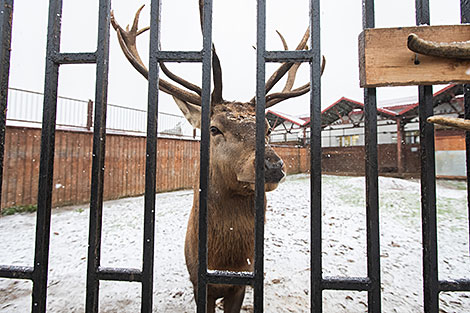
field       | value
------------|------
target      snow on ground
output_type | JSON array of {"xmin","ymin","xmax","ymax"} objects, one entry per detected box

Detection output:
[{"xmin": 1, "ymin": 174, "xmax": 469, "ymax": 312}]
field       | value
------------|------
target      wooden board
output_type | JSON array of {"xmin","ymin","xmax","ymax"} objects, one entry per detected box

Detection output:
[{"xmin": 359, "ymin": 24, "xmax": 470, "ymax": 87}]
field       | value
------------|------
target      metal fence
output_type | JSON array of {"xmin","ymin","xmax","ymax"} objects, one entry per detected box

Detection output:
[
  {"xmin": 0, "ymin": 1, "xmax": 469, "ymax": 313},
  {"xmin": 6, "ymin": 87, "xmax": 198, "ymax": 138}
]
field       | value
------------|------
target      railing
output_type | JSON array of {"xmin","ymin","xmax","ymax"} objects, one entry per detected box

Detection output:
[{"xmin": 6, "ymin": 87, "xmax": 198, "ymax": 138}]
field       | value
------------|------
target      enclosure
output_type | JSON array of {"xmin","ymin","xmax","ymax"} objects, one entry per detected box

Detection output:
[{"xmin": 0, "ymin": 0, "xmax": 470, "ymax": 313}]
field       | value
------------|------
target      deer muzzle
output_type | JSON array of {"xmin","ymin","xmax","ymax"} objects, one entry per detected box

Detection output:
[{"xmin": 264, "ymin": 156, "xmax": 286, "ymax": 183}]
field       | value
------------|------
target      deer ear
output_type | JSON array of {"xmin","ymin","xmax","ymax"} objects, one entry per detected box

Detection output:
[{"xmin": 172, "ymin": 96, "xmax": 201, "ymax": 129}]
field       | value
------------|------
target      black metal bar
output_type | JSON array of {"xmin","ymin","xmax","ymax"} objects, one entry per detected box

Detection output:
[
  {"xmin": 364, "ymin": 86, "xmax": 381, "ymax": 313},
  {"xmin": 419, "ymin": 83, "xmax": 438, "ymax": 312},
  {"xmin": 309, "ymin": 0, "xmax": 322, "ymax": 312},
  {"xmin": 96, "ymin": 267, "xmax": 142, "ymax": 282},
  {"xmin": 265, "ymin": 50, "xmax": 313, "ymax": 63},
  {"xmin": 461, "ymin": 0, "xmax": 470, "ymax": 258},
  {"xmin": 254, "ymin": 0, "xmax": 266, "ymax": 312},
  {"xmin": 140, "ymin": 0, "xmax": 161, "ymax": 312},
  {"xmin": 415, "ymin": 1, "xmax": 439, "ymax": 313},
  {"xmin": 196, "ymin": 0, "xmax": 213, "ymax": 312},
  {"xmin": 53, "ymin": 52, "xmax": 97, "ymax": 64},
  {"xmin": 465, "ymin": 83, "xmax": 470, "ymax": 257},
  {"xmin": 322, "ymin": 277, "xmax": 371, "ymax": 291},
  {"xmin": 156, "ymin": 51, "xmax": 202, "ymax": 62},
  {"xmin": 32, "ymin": 0, "xmax": 62, "ymax": 311},
  {"xmin": 0, "ymin": 265, "xmax": 34, "ymax": 280},
  {"xmin": 0, "ymin": 0, "xmax": 13, "ymax": 208},
  {"xmin": 206, "ymin": 271, "xmax": 255, "ymax": 285},
  {"xmin": 85, "ymin": 0, "xmax": 111, "ymax": 312},
  {"xmin": 362, "ymin": 1, "xmax": 381, "ymax": 313},
  {"xmin": 439, "ymin": 279, "xmax": 470, "ymax": 292}
]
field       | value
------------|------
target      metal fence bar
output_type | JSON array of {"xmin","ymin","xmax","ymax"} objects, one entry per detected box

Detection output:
[
  {"xmin": 32, "ymin": 0, "xmax": 62, "ymax": 311},
  {"xmin": 0, "ymin": 0, "xmax": 13, "ymax": 208},
  {"xmin": 53, "ymin": 52, "xmax": 97, "ymax": 64},
  {"xmin": 415, "ymin": 1, "xmax": 440, "ymax": 313},
  {"xmin": 461, "ymin": 0, "xmax": 470, "ymax": 258},
  {"xmin": 309, "ymin": 0, "xmax": 322, "ymax": 312},
  {"xmin": 362, "ymin": 1, "xmax": 382, "ymax": 312},
  {"xmin": 0, "ymin": 265, "xmax": 34, "ymax": 280},
  {"xmin": 322, "ymin": 277, "xmax": 370, "ymax": 291},
  {"xmin": 85, "ymin": 0, "xmax": 111, "ymax": 312},
  {"xmin": 97, "ymin": 267, "xmax": 142, "ymax": 282},
  {"xmin": 196, "ymin": 0, "xmax": 213, "ymax": 312},
  {"xmin": 140, "ymin": 0, "xmax": 161, "ymax": 311},
  {"xmin": 439, "ymin": 279, "xmax": 470, "ymax": 292},
  {"xmin": 254, "ymin": 0, "xmax": 267, "ymax": 311},
  {"xmin": 156, "ymin": 51, "xmax": 202, "ymax": 62}
]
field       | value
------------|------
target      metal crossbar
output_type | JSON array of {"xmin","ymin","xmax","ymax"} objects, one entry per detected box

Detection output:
[{"xmin": 0, "ymin": 0, "xmax": 469, "ymax": 312}]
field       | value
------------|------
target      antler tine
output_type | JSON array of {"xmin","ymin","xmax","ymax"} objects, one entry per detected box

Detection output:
[
  {"xmin": 249, "ymin": 27, "xmax": 310, "ymax": 105},
  {"xmin": 111, "ymin": 5, "xmax": 202, "ymax": 105},
  {"xmin": 159, "ymin": 62, "xmax": 202, "ymax": 96},
  {"xmin": 265, "ymin": 55, "xmax": 326, "ymax": 108},
  {"xmin": 276, "ymin": 30, "xmax": 301, "ymax": 93},
  {"xmin": 111, "ymin": 6, "xmax": 149, "ymax": 78},
  {"xmin": 211, "ymin": 46, "xmax": 224, "ymax": 103},
  {"xmin": 199, "ymin": 0, "xmax": 224, "ymax": 104}
]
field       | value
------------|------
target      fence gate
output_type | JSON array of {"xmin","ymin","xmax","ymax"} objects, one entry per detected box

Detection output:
[{"xmin": 0, "ymin": 0, "xmax": 469, "ymax": 312}]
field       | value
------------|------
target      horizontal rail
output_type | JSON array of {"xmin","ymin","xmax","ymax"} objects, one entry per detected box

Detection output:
[
  {"xmin": 322, "ymin": 276, "xmax": 371, "ymax": 291},
  {"xmin": 156, "ymin": 51, "xmax": 203, "ymax": 62},
  {"xmin": 0, "ymin": 265, "xmax": 34, "ymax": 280},
  {"xmin": 439, "ymin": 279, "xmax": 470, "ymax": 292},
  {"xmin": 96, "ymin": 266, "xmax": 143, "ymax": 282},
  {"xmin": 52, "ymin": 52, "xmax": 97, "ymax": 64},
  {"xmin": 265, "ymin": 50, "xmax": 313, "ymax": 62},
  {"xmin": 206, "ymin": 270, "xmax": 255, "ymax": 286}
]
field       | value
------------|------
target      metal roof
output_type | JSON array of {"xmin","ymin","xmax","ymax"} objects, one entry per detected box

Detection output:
[{"xmin": 283, "ymin": 84, "xmax": 463, "ymax": 129}]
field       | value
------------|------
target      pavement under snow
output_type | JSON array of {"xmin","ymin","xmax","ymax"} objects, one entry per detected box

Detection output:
[{"xmin": 1, "ymin": 174, "xmax": 469, "ymax": 312}]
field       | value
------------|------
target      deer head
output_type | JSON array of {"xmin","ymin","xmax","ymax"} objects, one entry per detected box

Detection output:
[{"xmin": 111, "ymin": 4, "xmax": 325, "ymax": 194}]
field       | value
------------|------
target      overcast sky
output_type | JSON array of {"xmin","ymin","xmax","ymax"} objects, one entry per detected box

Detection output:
[{"xmin": 7, "ymin": 0, "xmax": 462, "ymax": 117}]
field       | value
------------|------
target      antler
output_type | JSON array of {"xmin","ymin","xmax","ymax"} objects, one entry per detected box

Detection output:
[
  {"xmin": 407, "ymin": 33, "xmax": 470, "ymax": 60},
  {"xmin": 111, "ymin": 5, "xmax": 203, "ymax": 105},
  {"xmin": 249, "ymin": 28, "xmax": 326, "ymax": 108},
  {"xmin": 427, "ymin": 116, "xmax": 470, "ymax": 131},
  {"xmin": 198, "ymin": 0, "xmax": 224, "ymax": 104}
]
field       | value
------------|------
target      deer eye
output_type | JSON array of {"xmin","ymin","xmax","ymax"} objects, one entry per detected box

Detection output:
[
  {"xmin": 210, "ymin": 126, "xmax": 222, "ymax": 136},
  {"xmin": 266, "ymin": 128, "xmax": 272, "ymax": 136}
]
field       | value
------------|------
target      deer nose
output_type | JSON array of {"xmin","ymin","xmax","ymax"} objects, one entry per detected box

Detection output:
[
  {"xmin": 264, "ymin": 156, "xmax": 285, "ymax": 183},
  {"xmin": 265, "ymin": 157, "xmax": 283, "ymax": 171}
]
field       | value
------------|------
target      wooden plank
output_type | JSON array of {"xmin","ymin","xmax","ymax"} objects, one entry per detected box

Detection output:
[
  {"xmin": 16, "ymin": 129, "xmax": 26, "ymax": 205},
  {"xmin": 359, "ymin": 24, "xmax": 470, "ymax": 87},
  {"xmin": 5, "ymin": 128, "xmax": 16, "ymax": 208},
  {"xmin": 23, "ymin": 129, "xmax": 34, "ymax": 205}
]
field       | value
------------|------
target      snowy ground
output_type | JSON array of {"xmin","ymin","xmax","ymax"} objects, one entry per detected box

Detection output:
[{"xmin": 1, "ymin": 174, "xmax": 469, "ymax": 312}]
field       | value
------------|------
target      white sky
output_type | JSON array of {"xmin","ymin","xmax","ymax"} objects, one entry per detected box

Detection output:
[{"xmin": 7, "ymin": 0, "xmax": 462, "ymax": 117}]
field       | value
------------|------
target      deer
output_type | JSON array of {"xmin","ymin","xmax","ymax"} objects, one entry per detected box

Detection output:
[{"xmin": 111, "ymin": 2, "xmax": 324, "ymax": 312}]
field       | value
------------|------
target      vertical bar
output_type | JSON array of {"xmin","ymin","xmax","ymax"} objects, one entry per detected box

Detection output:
[
  {"xmin": 310, "ymin": 0, "xmax": 322, "ymax": 312},
  {"xmin": 141, "ymin": 0, "xmax": 161, "ymax": 311},
  {"xmin": 254, "ymin": 0, "xmax": 266, "ymax": 311},
  {"xmin": 0, "ymin": 0, "xmax": 13, "ymax": 207},
  {"xmin": 415, "ymin": 1, "xmax": 439, "ymax": 312},
  {"xmin": 85, "ymin": 0, "xmax": 111, "ymax": 312},
  {"xmin": 362, "ymin": 1, "xmax": 381, "ymax": 312},
  {"xmin": 86, "ymin": 100, "xmax": 93, "ymax": 130},
  {"xmin": 32, "ymin": 0, "xmax": 62, "ymax": 311},
  {"xmin": 197, "ymin": 0, "xmax": 213, "ymax": 312},
  {"xmin": 461, "ymin": 0, "xmax": 470, "ymax": 256}
]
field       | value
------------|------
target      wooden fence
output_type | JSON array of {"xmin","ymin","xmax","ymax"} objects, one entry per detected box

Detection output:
[
  {"xmin": 2, "ymin": 126, "xmax": 426, "ymax": 211},
  {"xmin": 1, "ymin": 127, "xmax": 309, "ymax": 210}
]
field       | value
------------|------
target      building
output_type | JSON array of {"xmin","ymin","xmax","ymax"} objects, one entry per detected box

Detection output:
[{"xmin": 267, "ymin": 84, "xmax": 466, "ymax": 178}]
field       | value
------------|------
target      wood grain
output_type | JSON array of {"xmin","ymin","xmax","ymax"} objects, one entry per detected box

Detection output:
[{"xmin": 359, "ymin": 24, "xmax": 470, "ymax": 87}]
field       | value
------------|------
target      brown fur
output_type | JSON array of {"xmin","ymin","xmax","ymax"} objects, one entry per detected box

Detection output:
[{"xmin": 184, "ymin": 102, "xmax": 285, "ymax": 312}]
